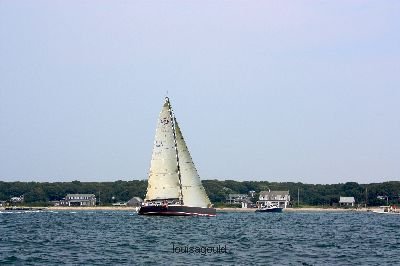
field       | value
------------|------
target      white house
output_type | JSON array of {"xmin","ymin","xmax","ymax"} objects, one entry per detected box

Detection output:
[
  {"xmin": 257, "ymin": 190, "xmax": 290, "ymax": 208},
  {"xmin": 339, "ymin": 197, "xmax": 355, "ymax": 207},
  {"xmin": 127, "ymin": 197, "xmax": 143, "ymax": 207},
  {"xmin": 10, "ymin": 196, "xmax": 24, "ymax": 203},
  {"xmin": 60, "ymin": 194, "xmax": 96, "ymax": 207}
]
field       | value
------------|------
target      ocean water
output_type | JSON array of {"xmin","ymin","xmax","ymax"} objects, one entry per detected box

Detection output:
[{"xmin": 0, "ymin": 210, "xmax": 399, "ymax": 265}]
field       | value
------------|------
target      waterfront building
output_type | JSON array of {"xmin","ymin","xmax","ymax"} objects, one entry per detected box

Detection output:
[
  {"xmin": 60, "ymin": 194, "xmax": 96, "ymax": 207},
  {"xmin": 257, "ymin": 190, "xmax": 290, "ymax": 209},
  {"xmin": 10, "ymin": 196, "xmax": 24, "ymax": 203},
  {"xmin": 127, "ymin": 197, "xmax": 143, "ymax": 207},
  {"xmin": 339, "ymin": 197, "xmax": 355, "ymax": 207},
  {"xmin": 226, "ymin": 194, "xmax": 249, "ymax": 205}
]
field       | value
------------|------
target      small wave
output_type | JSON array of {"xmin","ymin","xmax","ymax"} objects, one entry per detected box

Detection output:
[{"xmin": 0, "ymin": 255, "xmax": 19, "ymax": 263}]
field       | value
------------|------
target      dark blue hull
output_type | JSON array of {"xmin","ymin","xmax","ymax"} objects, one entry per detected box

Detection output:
[
  {"xmin": 255, "ymin": 207, "xmax": 283, "ymax": 213},
  {"xmin": 138, "ymin": 205, "xmax": 216, "ymax": 217}
]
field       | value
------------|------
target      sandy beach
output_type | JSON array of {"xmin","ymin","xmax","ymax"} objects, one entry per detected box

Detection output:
[
  {"xmin": 1, "ymin": 206, "xmax": 379, "ymax": 213},
  {"xmin": 42, "ymin": 206, "xmax": 378, "ymax": 212},
  {"xmin": 48, "ymin": 206, "xmax": 137, "ymax": 211},
  {"xmin": 216, "ymin": 207, "xmax": 376, "ymax": 213}
]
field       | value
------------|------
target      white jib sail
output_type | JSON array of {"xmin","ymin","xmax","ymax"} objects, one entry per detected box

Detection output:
[
  {"xmin": 145, "ymin": 99, "xmax": 181, "ymax": 201},
  {"xmin": 174, "ymin": 119, "xmax": 212, "ymax": 207}
]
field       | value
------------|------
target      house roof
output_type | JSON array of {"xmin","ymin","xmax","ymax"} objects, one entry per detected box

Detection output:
[
  {"xmin": 227, "ymin": 194, "xmax": 248, "ymax": 198},
  {"xmin": 259, "ymin": 191, "xmax": 289, "ymax": 197},
  {"xmin": 339, "ymin": 197, "xmax": 355, "ymax": 203},
  {"xmin": 66, "ymin": 194, "xmax": 96, "ymax": 197},
  {"xmin": 242, "ymin": 198, "xmax": 253, "ymax": 203},
  {"xmin": 128, "ymin": 197, "xmax": 143, "ymax": 204}
]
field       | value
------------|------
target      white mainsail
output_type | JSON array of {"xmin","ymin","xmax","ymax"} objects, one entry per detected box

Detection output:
[
  {"xmin": 145, "ymin": 99, "xmax": 181, "ymax": 201},
  {"xmin": 174, "ymin": 119, "xmax": 211, "ymax": 207},
  {"xmin": 144, "ymin": 97, "xmax": 211, "ymax": 208}
]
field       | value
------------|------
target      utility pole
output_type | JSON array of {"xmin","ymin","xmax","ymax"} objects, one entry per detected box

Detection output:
[
  {"xmin": 99, "ymin": 191, "xmax": 101, "ymax": 206},
  {"xmin": 365, "ymin": 187, "xmax": 368, "ymax": 208},
  {"xmin": 297, "ymin": 188, "xmax": 300, "ymax": 207}
]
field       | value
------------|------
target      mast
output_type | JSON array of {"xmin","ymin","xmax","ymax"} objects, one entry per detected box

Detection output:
[{"xmin": 166, "ymin": 97, "xmax": 184, "ymax": 204}]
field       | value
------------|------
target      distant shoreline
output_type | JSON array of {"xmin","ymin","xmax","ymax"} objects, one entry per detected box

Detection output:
[
  {"xmin": 1, "ymin": 206, "xmax": 379, "ymax": 212},
  {"xmin": 216, "ymin": 207, "xmax": 376, "ymax": 212},
  {"xmin": 48, "ymin": 206, "xmax": 137, "ymax": 211}
]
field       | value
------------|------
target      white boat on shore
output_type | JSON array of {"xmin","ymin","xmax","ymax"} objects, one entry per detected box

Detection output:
[{"xmin": 372, "ymin": 205, "xmax": 400, "ymax": 214}]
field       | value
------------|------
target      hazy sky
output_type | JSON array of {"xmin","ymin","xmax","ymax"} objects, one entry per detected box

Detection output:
[{"xmin": 1, "ymin": 1, "xmax": 399, "ymax": 184}]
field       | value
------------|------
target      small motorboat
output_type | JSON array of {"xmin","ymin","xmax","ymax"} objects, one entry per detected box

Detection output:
[{"xmin": 255, "ymin": 204, "xmax": 283, "ymax": 213}]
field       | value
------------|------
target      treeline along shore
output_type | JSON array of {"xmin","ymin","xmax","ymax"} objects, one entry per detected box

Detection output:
[{"xmin": 0, "ymin": 180, "xmax": 399, "ymax": 207}]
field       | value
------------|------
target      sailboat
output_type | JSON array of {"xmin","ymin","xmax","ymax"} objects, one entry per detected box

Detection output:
[{"xmin": 138, "ymin": 97, "xmax": 216, "ymax": 217}]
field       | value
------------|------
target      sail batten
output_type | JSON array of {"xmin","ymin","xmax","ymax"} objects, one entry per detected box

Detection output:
[{"xmin": 144, "ymin": 97, "xmax": 211, "ymax": 208}]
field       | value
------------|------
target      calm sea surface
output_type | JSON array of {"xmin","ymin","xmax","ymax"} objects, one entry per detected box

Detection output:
[{"xmin": 0, "ymin": 210, "xmax": 399, "ymax": 265}]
